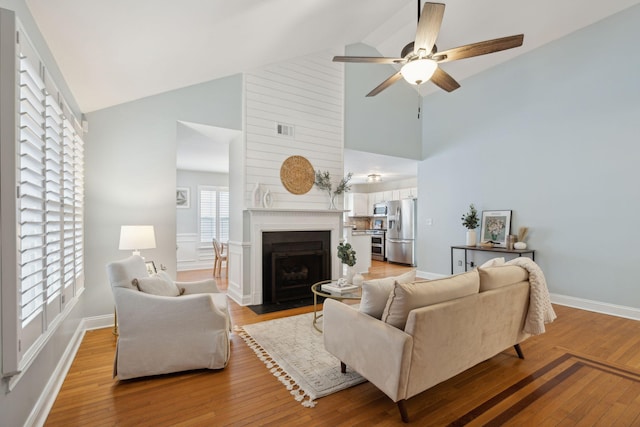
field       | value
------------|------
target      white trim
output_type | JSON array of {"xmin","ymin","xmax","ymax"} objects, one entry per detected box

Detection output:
[
  {"xmin": 550, "ymin": 293, "xmax": 640, "ymax": 321},
  {"xmin": 415, "ymin": 270, "xmax": 447, "ymax": 280}
]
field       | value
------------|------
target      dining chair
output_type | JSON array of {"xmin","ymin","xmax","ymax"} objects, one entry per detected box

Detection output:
[{"xmin": 213, "ymin": 238, "xmax": 228, "ymax": 278}]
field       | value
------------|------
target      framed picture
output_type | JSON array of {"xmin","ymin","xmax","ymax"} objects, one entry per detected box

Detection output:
[
  {"xmin": 176, "ymin": 187, "xmax": 190, "ymax": 209},
  {"xmin": 480, "ymin": 210, "xmax": 512, "ymax": 247},
  {"xmin": 145, "ymin": 261, "xmax": 157, "ymax": 275}
]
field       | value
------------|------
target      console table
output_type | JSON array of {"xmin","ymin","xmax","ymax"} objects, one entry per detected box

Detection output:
[{"xmin": 451, "ymin": 245, "xmax": 535, "ymax": 274}]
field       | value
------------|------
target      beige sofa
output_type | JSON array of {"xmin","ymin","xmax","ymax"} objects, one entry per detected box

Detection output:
[{"xmin": 324, "ymin": 264, "xmax": 545, "ymax": 422}]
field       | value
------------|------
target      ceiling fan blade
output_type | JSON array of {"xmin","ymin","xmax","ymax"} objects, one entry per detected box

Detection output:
[
  {"xmin": 430, "ymin": 67, "xmax": 460, "ymax": 92},
  {"xmin": 434, "ymin": 34, "xmax": 524, "ymax": 63},
  {"xmin": 366, "ymin": 72, "xmax": 403, "ymax": 97},
  {"xmin": 333, "ymin": 56, "xmax": 406, "ymax": 64},
  {"xmin": 414, "ymin": 2, "xmax": 445, "ymax": 55}
]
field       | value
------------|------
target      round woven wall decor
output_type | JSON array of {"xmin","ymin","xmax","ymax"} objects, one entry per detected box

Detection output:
[{"xmin": 280, "ymin": 155, "xmax": 315, "ymax": 195}]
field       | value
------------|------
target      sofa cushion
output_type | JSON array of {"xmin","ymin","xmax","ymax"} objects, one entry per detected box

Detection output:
[
  {"xmin": 359, "ymin": 270, "xmax": 416, "ymax": 319},
  {"xmin": 478, "ymin": 265, "xmax": 529, "ymax": 292},
  {"xmin": 382, "ymin": 270, "xmax": 480, "ymax": 329},
  {"xmin": 479, "ymin": 257, "xmax": 505, "ymax": 268},
  {"xmin": 132, "ymin": 274, "xmax": 181, "ymax": 297}
]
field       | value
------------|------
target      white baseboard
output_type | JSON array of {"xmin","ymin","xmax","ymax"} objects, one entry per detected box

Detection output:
[
  {"xmin": 550, "ymin": 293, "xmax": 640, "ymax": 321},
  {"xmin": 177, "ymin": 260, "xmax": 213, "ymax": 272},
  {"xmin": 415, "ymin": 270, "xmax": 447, "ymax": 280}
]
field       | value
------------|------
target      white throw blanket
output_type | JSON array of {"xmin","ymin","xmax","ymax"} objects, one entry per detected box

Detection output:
[{"xmin": 506, "ymin": 257, "xmax": 557, "ymax": 335}]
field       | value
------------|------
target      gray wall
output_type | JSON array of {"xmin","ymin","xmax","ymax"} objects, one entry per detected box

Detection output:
[
  {"xmin": 417, "ymin": 5, "xmax": 640, "ymax": 308},
  {"xmin": 344, "ymin": 43, "xmax": 422, "ymax": 160},
  {"xmin": 176, "ymin": 170, "xmax": 229, "ymax": 234},
  {"xmin": 84, "ymin": 75, "xmax": 242, "ymax": 318}
]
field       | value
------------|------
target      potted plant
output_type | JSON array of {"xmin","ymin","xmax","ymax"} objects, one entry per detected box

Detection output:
[
  {"xmin": 461, "ymin": 204, "xmax": 480, "ymax": 246},
  {"xmin": 337, "ymin": 242, "xmax": 359, "ymax": 284},
  {"xmin": 314, "ymin": 170, "xmax": 353, "ymax": 209}
]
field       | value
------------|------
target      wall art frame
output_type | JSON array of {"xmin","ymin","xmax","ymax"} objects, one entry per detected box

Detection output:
[
  {"xmin": 176, "ymin": 187, "xmax": 190, "ymax": 209},
  {"xmin": 480, "ymin": 210, "xmax": 512, "ymax": 247}
]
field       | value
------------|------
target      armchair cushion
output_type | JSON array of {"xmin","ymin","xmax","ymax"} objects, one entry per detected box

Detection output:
[
  {"xmin": 133, "ymin": 274, "xmax": 183, "ymax": 297},
  {"xmin": 360, "ymin": 269, "xmax": 416, "ymax": 319}
]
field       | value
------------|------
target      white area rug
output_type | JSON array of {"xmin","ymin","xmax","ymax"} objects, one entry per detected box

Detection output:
[{"xmin": 236, "ymin": 312, "xmax": 365, "ymax": 407}]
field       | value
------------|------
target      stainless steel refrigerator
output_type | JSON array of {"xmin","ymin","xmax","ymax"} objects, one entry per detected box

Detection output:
[{"xmin": 386, "ymin": 199, "xmax": 416, "ymax": 266}]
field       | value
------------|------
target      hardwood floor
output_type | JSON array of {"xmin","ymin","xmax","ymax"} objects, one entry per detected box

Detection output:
[{"xmin": 45, "ymin": 261, "xmax": 640, "ymax": 426}]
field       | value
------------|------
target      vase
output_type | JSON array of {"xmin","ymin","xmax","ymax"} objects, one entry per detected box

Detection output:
[
  {"xmin": 352, "ymin": 271, "xmax": 364, "ymax": 287},
  {"xmin": 252, "ymin": 182, "xmax": 262, "ymax": 208},
  {"xmin": 328, "ymin": 192, "xmax": 337, "ymax": 210},
  {"xmin": 345, "ymin": 266, "xmax": 355, "ymax": 284},
  {"xmin": 514, "ymin": 241, "xmax": 527, "ymax": 250},
  {"xmin": 466, "ymin": 230, "xmax": 477, "ymax": 246},
  {"xmin": 262, "ymin": 189, "xmax": 272, "ymax": 208}
]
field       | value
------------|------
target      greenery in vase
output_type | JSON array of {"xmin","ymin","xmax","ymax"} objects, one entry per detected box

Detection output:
[
  {"xmin": 461, "ymin": 204, "xmax": 480, "ymax": 229},
  {"xmin": 337, "ymin": 242, "xmax": 356, "ymax": 267},
  {"xmin": 314, "ymin": 170, "xmax": 353, "ymax": 196}
]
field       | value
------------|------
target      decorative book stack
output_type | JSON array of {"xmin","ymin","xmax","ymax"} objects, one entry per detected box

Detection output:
[{"xmin": 321, "ymin": 283, "xmax": 358, "ymax": 294}]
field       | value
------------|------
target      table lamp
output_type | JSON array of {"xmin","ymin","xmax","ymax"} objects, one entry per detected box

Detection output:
[{"xmin": 119, "ymin": 225, "xmax": 156, "ymax": 257}]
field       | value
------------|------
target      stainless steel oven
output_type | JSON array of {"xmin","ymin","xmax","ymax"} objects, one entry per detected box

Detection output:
[{"xmin": 369, "ymin": 230, "xmax": 386, "ymax": 261}]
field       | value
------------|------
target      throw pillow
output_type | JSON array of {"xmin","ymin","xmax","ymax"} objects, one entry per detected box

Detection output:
[
  {"xmin": 478, "ymin": 265, "xmax": 529, "ymax": 292},
  {"xmin": 156, "ymin": 270, "xmax": 186, "ymax": 295},
  {"xmin": 382, "ymin": 270, "xmax": 480, "ymax": 329},
  {"xmin": 479, "ymin": 257, "xmax": 505, "ymax": 268},
  {"xmin": 359, "ymin": 269, "xmax": 416, "ymax": 319},
  {"xmin": 132, "ymin": 273, "xmax": 181, "ymax": 297}
]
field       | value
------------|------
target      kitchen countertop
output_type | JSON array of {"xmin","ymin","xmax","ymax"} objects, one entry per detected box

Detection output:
[{"xmin": 351, "ymin": 229, "xmax": 386, "ymax": 235}]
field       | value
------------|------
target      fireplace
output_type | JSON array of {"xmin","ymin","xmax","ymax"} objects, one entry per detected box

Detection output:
[
  {"xmin": 262, "ymin": 231, "xmax": 331, "ymax": 303},
  {"xmin": 236, "ymin": 208, "xmax": 343, "ymax": 306}
]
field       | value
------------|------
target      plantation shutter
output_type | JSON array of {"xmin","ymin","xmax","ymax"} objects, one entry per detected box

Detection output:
[
  {"xmin": 219, "ymin": 190, "xmax": 229, "ymax": 241},
  {"xmin": 199, "ymin": 188, "xmax": 216, "ymax": 243},
  {"xmin": 8, "ymin": 25, "xmax": 86, "ymax": 369},
  {"xmin": 198, "ymin": 187, "xmax": 229, "ymax": 243},
  {"xmin": 18, "ymin": 53, "xmax": 46, "ymax": 334}
]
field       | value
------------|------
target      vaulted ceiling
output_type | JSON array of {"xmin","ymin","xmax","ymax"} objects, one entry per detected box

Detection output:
[{"xmin": 26, "ymin": 0, "xmax": 640, "ymax": 113}]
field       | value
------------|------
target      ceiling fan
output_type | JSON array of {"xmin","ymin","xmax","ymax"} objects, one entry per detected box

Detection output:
[{"xmin": 333, "ymin": 1, "xmax": 524, "ymax": 96}]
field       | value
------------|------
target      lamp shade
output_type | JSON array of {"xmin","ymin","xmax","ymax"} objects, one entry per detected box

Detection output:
[
  {"xmin": 119, "ymin": 225, "xmax": 156, "ymax": 256},
  {"xmin": 401, "ymin": 59, "xmax": 437, "ymax": 85}
]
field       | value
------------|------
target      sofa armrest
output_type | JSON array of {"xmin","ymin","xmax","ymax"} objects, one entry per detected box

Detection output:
[
  {"xmin": 176, "ymin": 278, "xmax": 221, "ymax": 294},
  {"xmin": 114, "ymin": 288, "xmax": 228, "ymax": 336},
  {"xmin": 323, "ymin": 299, "xmax": 413, "ymax": 402}
]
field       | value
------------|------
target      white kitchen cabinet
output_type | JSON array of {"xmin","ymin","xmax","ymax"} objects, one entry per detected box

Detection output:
[
  {"xmin": 371, "ymin": 192, "xmax": 383, "ymax": 204},
  {"xmin": 382, "ymin": 191, "xmax": 393, "ymax": 202},
  {"xmin": 399, "ymin": 187, "xmax": 418, "ymax": 199},
  {"xmin": 347, "ymin": 193, "xmax": 369, "ymax": 216}
]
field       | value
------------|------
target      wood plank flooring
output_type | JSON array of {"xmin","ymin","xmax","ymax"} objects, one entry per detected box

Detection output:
[{"xmin": 45, "ymin": 261, "xmax": 640, "ymax": 426}]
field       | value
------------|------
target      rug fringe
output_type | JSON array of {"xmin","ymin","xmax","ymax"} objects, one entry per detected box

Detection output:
[{"xmin": 235, "ymin": 326, "xmax": 317, "ymax": 408}]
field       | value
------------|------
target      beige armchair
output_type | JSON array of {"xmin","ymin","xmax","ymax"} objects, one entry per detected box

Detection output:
[{"xmin": 106, "ymin": 255, "xmax": 230, "ymax": 380}]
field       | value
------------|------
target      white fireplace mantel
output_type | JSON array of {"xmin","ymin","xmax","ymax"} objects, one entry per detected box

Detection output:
[{"xmin": 247, "ymin": 208, "xmax": 344, "ymax": 305}]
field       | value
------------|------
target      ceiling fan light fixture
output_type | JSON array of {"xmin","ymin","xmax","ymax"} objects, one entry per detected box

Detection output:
[{"xmin": 401, "ymin": 59, "xmax": 437, "ymax": 85}]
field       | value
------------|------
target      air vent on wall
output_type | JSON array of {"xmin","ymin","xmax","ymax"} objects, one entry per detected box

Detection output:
[{"xmin": 276, "ymin": 122, "xmax": 295, "ymax": 137}]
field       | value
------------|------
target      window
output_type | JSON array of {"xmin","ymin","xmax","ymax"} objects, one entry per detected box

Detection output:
[
  {"xmin": 199, "ymin": 186, "xmax": 229, "ymax": 244},
  {"xmin": 1, "ymin": 20, "xmax": 84, "ymax": 386}
]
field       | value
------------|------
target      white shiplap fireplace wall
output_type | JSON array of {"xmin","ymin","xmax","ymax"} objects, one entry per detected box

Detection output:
[{"xmin": 227, "ymin": 50, "xmax": 345, "ymax": 305}]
